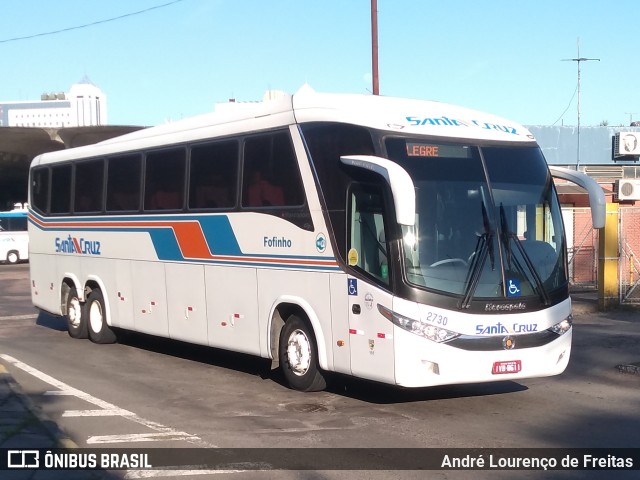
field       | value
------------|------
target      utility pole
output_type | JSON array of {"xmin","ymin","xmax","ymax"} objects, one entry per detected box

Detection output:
[
  {"xmin": 371, "ymin": 0, "xmax": 379, "ymax": 95},
  {"xmin": 562, "ymin": 38, "xmax": 599, "ymax": 169}
]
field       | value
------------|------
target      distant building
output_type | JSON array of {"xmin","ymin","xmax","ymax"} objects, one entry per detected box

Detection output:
[
  {"xmin": 0, "ymin": 76, "xmax": 107, "ymax": 128},
  {"xmin": 528, "ymin": 124, "xmax": 640, "ymax": 203}
]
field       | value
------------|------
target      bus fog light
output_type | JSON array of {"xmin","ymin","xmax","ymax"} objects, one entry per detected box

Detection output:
[
  {"xmin": 557, "ymin": 350, "xmax": 566, "ymax": 364},
  {"xmin": 550, "ymin": 315, "xmax": 573, "ymax": 335},
  {"xmin": 421, "ymin": 360, "xmax": 440, "ymax": 375},
  {"xmin": 377, "ymin": 304, "xmax": 460, "ymax": 343}
]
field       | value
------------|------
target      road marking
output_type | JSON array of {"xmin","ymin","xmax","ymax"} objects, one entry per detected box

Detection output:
[
  {"xmin": 63, "ymin": 408, "xmax": 135, "ymax": 417},
  {"xmin": 87, "ymin": 432, "xmax": 198, "ymax": 444},
  {"xmin": 0, "ymin": 313, "xmax": 39, "ymax": 321},
  {"xmin": 0, "ymin": 354, "xmax": 213, "ymax": 447},
  {"xmin": 124, "ymin": 469, "xmax": 245, "ymax": 478}
]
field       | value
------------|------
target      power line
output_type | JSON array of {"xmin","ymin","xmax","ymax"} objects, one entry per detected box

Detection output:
[{"xmin": 0, "ymin": 0, "xmax": 186, "ymax": 44}]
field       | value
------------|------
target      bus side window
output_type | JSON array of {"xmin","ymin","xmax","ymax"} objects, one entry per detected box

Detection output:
[
  {"xmin": 106, "ymin": 154, "xmax": 142, "ymax": 212},
  {"xmin": 144, "ymin": 148, "xmax": 186, "ymax": 211},
  {"xmin": 241, "ymin": 132, "xmax": 304, "ymax": 208},
  {"xmin": 245, "ymin": 170, "xmax": 284, "ymax": 207},
  {"xmin": 50, "ymin": 164, "xmax": 72, "ymax": 215},
  {"xmin": 74, "ymin": 159, "xmax": 104, "ymax": 213},
  {"xmin": 31, "ymin": 168, "xmax": 50, "ymax": 214},
  {"xmin": 189, "ymin": 140, "xmax": 238, "ymax": 210},
  {"xmin": 9, "ymin": 216, "xmax": 27, "ymax": 231},
  {"xmin": 349, "ymin": 185, "xmax": 390, "ymax": 285}
]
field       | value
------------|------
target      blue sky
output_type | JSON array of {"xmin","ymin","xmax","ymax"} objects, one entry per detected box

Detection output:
[{"xmin": 1, "ymin": 0, "xmax": 638, "ymax": 127}]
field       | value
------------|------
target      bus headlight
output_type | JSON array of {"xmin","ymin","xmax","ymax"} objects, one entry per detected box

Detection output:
[
  {"xmin": 377, "ymin": 304, "xmax": 460, "ymax": 343},
  {"xmin": 550, "ymin": 315, "xmax": 573, "ymax": 335}
]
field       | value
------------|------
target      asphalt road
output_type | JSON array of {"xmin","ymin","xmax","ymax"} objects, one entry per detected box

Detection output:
[{"xmin": 1, "ymin": 262, "xmax": 639, "ymax": 479}]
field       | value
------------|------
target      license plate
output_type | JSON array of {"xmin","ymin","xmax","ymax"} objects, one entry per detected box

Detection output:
[{"xmin": 492, "ymin": 360, "xmax": 522, "ymax": 375}]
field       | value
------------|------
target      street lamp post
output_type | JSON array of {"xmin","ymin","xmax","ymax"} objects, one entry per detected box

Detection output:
[{"xmin": 371, "ymin": 0, "xmax": 379, "ymax": 95}]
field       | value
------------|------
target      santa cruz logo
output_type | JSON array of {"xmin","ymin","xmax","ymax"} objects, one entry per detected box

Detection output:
[{"xmin": 55, "ymin": 235, "xmax": 101, "ymax": 255}]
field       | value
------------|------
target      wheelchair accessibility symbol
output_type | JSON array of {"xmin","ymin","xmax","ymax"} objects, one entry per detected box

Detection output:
[
  {"xmin": 348, "ymin": 279, "xmax": 358, "ymax": 296},
  {"xmin": 507, "ymin": 278, "xmax": 521, "ymax": 297}
]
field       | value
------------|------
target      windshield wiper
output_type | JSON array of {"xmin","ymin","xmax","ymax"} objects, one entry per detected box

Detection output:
[
  {"xmin": 460, "ymin": 202, "xmax": 494, "ymax": 309},
  {"xmin": 499, "ymin": 205, "xmax": 550, "ymax": 305}
]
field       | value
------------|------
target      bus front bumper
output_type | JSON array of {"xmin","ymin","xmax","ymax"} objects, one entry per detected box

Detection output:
[{"xmin": 393, "ymin": 326, "xmax": 572, "ymax": 388}]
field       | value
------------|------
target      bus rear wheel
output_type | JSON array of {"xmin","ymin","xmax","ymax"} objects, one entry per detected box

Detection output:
[
  {"xmin": 86, "ymin": 289, "xmax": 116, "ymax": 344},
  {"xmin": 279, "ymin": 314, "xmax": 326, "ymax": 392},
  {"xmin": 6, "ymin": 251, "xmax": 19, "ymax": 264},
  {"xmin": 66, "ymin": 286, "xmax": 88, "ymax": 339}
]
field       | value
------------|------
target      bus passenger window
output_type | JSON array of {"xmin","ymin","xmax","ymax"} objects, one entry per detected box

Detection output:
[
  {"xmin": 245, "ymin": 170, "xmax": 284, "ymax": 207},
  {"xmin": 107, "ymin": 154, "xmax": 142, "ymax": 212},
  {"xmin": 189, "ymin": 141, "xmax": 238, "ymax": 210},
  {"xmin": 50, "ymin": 164, "xmax": 72, "ymax": 214},
  {"xmin": 144, "ymin": 148, "xmax": 186, "ymax": 211},
  {"xmin": 242, "ymin": 132, "xmax": 304, "ymax": 208},
  {"xmin": 148, "ymin": 183, "xmax": 182, "ymax": 210},
  {"xmin": 74, "ymin": 159, "xmax": 104, "ymax": 213},
  {"xmin": 31, "ymin": 168, "xmax": 50, "ymax": 214}
]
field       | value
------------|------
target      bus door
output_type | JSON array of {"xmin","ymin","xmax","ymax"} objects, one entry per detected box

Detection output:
[{"xmin": 346, "ymin": 184, "xmax": 395, "ymax": 384}]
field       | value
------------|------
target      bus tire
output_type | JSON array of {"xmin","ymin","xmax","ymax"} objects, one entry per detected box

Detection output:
[
  {"xmin": 279, "ymin": 314, "xmax": 326, "ymax": 392},
  {"xmin": 66, "ymin": 286, "xmax": 88, "ymax": 339},
  {"xmin": 86, "ymin": 289, "xmax": 116, "ymax": 344},
  {"xmin": 6, "ymin": 251, "xmax": 19, "ymax": 264}
]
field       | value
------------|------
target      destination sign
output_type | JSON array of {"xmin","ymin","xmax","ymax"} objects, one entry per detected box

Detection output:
[{"xmin": 405, "ymin": 142, "xmax": 471, "ymax": 158}]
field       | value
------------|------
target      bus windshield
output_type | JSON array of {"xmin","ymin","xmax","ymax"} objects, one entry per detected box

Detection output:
[{"xmin": 385, "ymin": 138, "xmax": 566, "ymax": 302}]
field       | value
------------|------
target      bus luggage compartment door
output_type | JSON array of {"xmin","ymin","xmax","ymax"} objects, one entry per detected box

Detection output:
[{"xmin": 132, "ymin": 260, "xmax": 169, "ymax": 337}]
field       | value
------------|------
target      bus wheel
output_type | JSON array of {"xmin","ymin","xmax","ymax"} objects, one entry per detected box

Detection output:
[
  {"xmin": 6, "ymin": 251, "xmax": 19, "ymax": 264},
  {"xmin": 279, "ymin": 314, "xmax": 326, "ymax": 392},
  {"xmin": 66, "ymin": 286, "xmax": 88, "ymax": 339},
  {"xmin": 86, "ymin": 289, "xmax": 116, "ymax": 344}
]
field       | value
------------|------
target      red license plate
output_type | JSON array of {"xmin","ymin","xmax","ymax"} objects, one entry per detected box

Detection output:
[{"xmin": 492, "ymin": 360, "xmax": 522, "ymax": 375}]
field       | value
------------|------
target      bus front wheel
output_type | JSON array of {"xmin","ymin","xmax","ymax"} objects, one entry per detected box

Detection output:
[
  {"xmin": 279, "ymin": 314, "xmax": 326, "ymax": 392},
  {"xmin": 86, "ymin": 289, "xmax": 116, "ymax": 344},
  {"xmin": 66, "ymin": 286, "xmax": 88, "ymax": 339}
]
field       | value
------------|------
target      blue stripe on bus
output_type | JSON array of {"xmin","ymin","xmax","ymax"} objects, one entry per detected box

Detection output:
[{"xmin": 28, "ymin": 211, "xmax": 341, "ymax": 271}]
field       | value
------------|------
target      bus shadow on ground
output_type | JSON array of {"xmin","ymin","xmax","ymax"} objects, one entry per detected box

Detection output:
[
  {"xmin": 35, "ymin": 311, "xmax": 67, "ymax": 332},
  {"xmin": 114, "ymin": 327, "xmax": 528, "ymax": 405},
  {"xmin": 324, "ymin": 374, "xmax": 527, "ymax": 404},
  {"xmin": 35, "ymin": 311, "xmax": 527, "ymax": 404}
]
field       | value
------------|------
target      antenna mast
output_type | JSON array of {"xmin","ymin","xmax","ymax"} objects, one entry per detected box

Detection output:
[{"xmin": 562, "ymin": 38, "xmax": 600, "ymax": 168}]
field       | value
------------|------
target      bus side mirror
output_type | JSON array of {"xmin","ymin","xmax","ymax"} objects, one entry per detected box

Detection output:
[
  {"xmin": 340, "ymin": 155, "xmax": 416, "ymax": 226},
  {"xmin": 548, "ymin": 165, "xmax": 606, "ymax": 229}
]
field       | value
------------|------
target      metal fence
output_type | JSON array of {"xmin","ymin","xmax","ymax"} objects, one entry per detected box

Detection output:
[
  {"xmin": 619, "ymin": 207, "xmax": 640, "ymax": 304},
  {"xmin": 565, "ymin": 207, "xmax": 598, "ymax": 291}
]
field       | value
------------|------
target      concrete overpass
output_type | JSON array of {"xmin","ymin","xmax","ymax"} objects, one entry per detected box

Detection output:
[{"xmin": 0, "ymin": 125, "xmax": 145, "ymax": 209}]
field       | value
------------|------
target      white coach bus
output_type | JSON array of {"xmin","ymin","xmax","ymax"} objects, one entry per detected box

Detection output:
[{"xmin": 28, "ymin": 88, "xmax": 605, "ymax": 391}]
